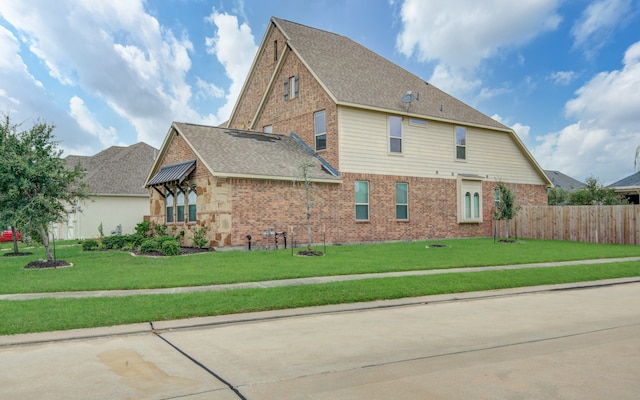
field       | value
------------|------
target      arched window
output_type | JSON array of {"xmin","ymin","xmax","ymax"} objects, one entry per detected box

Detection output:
[
  {"xmin": 176, "ymin": 189, "xmax": 185, "ymax": 223},
  {"xmin": 474, "ymin": 192, "xmax": 480, "ymax": 219},
  {"xmin": 188, "ymin": 187, "xmax": 197, "ymax": 222},
  {"xmin": 465, "ymin": 192, "xmax": 471, "ymax": 219},
  {"xmin": 166, "ymin": 191, "xmax": 174, "ymax": 223}
]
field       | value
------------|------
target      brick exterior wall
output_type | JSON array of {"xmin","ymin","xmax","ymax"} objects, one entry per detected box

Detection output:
[{"xmin": 228, "ymin": 23, "xmax": 340, "ymax": 170}]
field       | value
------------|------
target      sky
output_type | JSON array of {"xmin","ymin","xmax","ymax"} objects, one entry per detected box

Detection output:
[{"xmin": 1, "ymin": 0, "xmax": 639, "ymax": 185}]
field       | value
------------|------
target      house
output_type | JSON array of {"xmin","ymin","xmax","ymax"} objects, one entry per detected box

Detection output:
[
  {"xmin": 57, "ymin": 142, "xmax": 157, "ymax": 239},
  {"xmin": 544, "ymin": 170, "xmax": 585, "ymax": 191},
  {"xmin": 608, "ymin": 172, "xmax": 640, "ymax": 204},
  {"xmin": 145, "ymin": 17, "xmax": 551, "ymax": 248}
]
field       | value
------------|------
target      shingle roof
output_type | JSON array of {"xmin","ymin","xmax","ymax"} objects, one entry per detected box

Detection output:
[
  {"xmin": 608, "ymin": 172, "xmax": 640, "ymax": 188},
  {"xmin": 272, "ymin": 17, "xmax": 507, "ymax": 131},
  {"xmin": 544, "ymin": 170, "xmax": 586, "ymax": 191},
  {"xmin": 66, "ymin": 142, "xmax": 158, "ymax": 195},
  {"xmin": 162, "ymin": 122, "xmax": 340, "ymax": 183}
]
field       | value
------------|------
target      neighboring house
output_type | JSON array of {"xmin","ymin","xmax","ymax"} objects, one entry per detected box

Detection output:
[
  {"xmin": 146, "ymin": 17, "xmax": 551, "ymax": 248},
  {"xmin": 544, "ymin": 170, "xmax": 586, "ymax": 191},
  {"xmin": 608, "ymin": 172, "xmax": 640, "ymax": 204},
  {"xmin": 57, "ymin": 142, "xmax": 157, "ymax": 240}
]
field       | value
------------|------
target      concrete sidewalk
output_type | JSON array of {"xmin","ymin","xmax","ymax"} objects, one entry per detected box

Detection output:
[{"xmin": 1, "ymin": 256, "xmax": 639, "ymax": 301}]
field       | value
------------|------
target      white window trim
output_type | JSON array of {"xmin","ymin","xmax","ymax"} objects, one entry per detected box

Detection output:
[
  {"xmin": 455, "ymin": 126, "xmax": 467, "ymax": 162},
  {"xmin": 314, "ymin": 110, "xmax": 326, "ymax": 151},
  {"xmin": 355, "ymin": 180, "xmax": 369, "ymax": 221},
  {"xmin": 389, "ymin": 115, "xmax": 402, "ymax": 154},
  {"xmin": 457, "ymin": 176, "xmax": 483, "ymax": 223},
  {"xmin": 396, "ymin": 182, "xmax": 409, "ymax": 220}
]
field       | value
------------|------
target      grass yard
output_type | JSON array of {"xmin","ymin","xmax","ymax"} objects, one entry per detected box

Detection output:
[
  {"xmin": 1, "ymin": 238, "xmax": 640, "ymax": 335},
  {"xmin": 2, "ymin": 238, "xmax": 640, "ymax": 294}
]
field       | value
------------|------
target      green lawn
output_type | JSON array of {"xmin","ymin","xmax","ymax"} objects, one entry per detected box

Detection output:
[
  {"xmin": 1, "ymin": 238, "xmax": 640, "ymax": 335},
  {"xmin": 2, "ymin": 238, "xmax": 640, "ymax": 294}
]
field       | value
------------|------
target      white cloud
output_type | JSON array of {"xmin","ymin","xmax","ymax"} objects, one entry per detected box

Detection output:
[
  {"xmin": 548, "ymin": 71, "xmax": 577, "ymax": 86},
  {"xmin": 571, "ymin": 0, "xmax": 632, "ymax": 54},
  {"xmin": 492, "ymin": 114, "xmax": 530, "ymax": 140},
  {"xmin": 396, "ymin": 0, "xmax": 561, "ymax": 101},
  {"xmin": 196, "ymin": 77, "xmax": 225, "ymax": 100},
  {"xmin": 533, "ymin": 41, "xmax": 640, "ymax": 183},
  {"xmin": 0, "ymin": 0, "xmax": 223, "ymax": 153},
  {"xmin": 69, "ymin": 96, "xmax": 121, "ymax": 148},
  {"xmin": 205, "ymin": 11, "xmax": 258, "ymax": 122},
  {"xmin": 397, "ymin": 0, "xmax": 561, "ymax": 71}
]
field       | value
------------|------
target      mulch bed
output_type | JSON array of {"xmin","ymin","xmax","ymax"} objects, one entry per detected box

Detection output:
[
  {"xmin": 133, "ymin": 247, "xmax": 213, "ymax": 257},
  {"xmin": 3, "ymin": 252, "xmax": 34, "ymax": 257},
  {"xmin": 24, "ymin": 260, "xmax": 72, "ymax": 269},
  {"xmin": 296, "ymin": 250, "xmax": 325, "ymax": 256}
]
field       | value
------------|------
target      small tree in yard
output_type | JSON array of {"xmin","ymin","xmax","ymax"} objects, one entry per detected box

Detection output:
[
  {"xmin": 494, "ymin": 182, "xmax": 520, "ymax": 240},
  {"xmin": 300, "ymin": 162, "xmax": 315, "ymax": 253},
  {"xmin": 0, "ymin": 115, "xmax": 89, "ymax": 262}
]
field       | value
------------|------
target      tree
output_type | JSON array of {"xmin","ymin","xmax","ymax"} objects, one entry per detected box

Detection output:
[
  {"xmin": 300, "ymin": 162, "xmax": 315, "ymax": 252},
  {"xmin": 568, "ymin": 176, "xmax": 626, "ymax": 205},
  {"xmin": 0, "ymin": 116, "xmax": 89, "ymax": 261},
  {"xmin": 494, "ymin": 182, "xmax": 519, "ymax": 240}
]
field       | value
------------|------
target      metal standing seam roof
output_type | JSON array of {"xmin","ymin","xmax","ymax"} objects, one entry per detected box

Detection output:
[{"xmin": 146, "ymin": 159, "xmax": 197, "ymax": 187}]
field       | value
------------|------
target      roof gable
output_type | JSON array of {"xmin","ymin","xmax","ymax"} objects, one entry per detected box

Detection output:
[
  {"xmin": 272, "ymin": 17, "xmax": 507, "ymax": 131},
  {"xmin": 149, "ymin": 122, "xmax": 341, "ymax": 184},
  {"xmin": 66, "ymin": 142, "xmax": 158, "ymax": 196}
]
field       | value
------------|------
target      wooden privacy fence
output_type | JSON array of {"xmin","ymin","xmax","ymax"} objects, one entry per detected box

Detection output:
[{"xmin": 495, "ymin": 205, "xmax": 640, "ymax": 245}]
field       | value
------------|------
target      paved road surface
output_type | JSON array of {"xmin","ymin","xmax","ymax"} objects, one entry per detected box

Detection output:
[{"xmin": 1, "ymin": 281, "xmax": 639, "ymax": 399}]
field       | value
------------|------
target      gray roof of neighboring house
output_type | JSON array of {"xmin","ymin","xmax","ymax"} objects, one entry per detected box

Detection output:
[
  {"xmin": 272, "ymin": 17, "xmax": 507, "ymax": 131},
  {"xmin": 608, "ymin": 172, "xmax": 640, "ymax": 188},
  {"xmin": 153, "ymin": 122, "xmax": 340, "ymax": 183},
  {"xmin": 66, "ymin": 142, "xmax": 158, "ymax": 195},
  {"xmin": 544, "ymin": 170, "xmax": 586, "ymax": 191}
]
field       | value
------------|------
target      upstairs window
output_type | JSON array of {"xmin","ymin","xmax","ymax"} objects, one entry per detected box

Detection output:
[
  {"xmin": 284, "ymin": 75, "xmax": 298, "ymax": 100},
  {"xmin": 166, "ymin": 191, "xmax": 174, "ymax": 223},
  {"xmin": 315, "ymin": 110, "xmax": 326, "ymax": 151},
  {"xmin": 389, "ymin": 116, "xmax": 402, "ymax": 153},
  {"xmin": 396, "ymin": 183, "xmax": 408, "ymax": 220},
  {"xmin": 456, "ymin": 126, "xmax": 466, "ymax": 160}
]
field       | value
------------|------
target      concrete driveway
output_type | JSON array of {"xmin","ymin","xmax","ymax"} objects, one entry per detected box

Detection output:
[{"xmin": 1, "ymin": 280, "xmax": 639, "ymax": 399}]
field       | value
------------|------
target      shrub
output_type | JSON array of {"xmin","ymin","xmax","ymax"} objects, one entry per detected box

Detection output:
[
  {"xmin": 125, "ymin": 233, "xmax": 145, "ymax": 248},
  {"xmin": 161, "ymin": 239, "xmax": 181, "ymax": 256},
  {"xmin": 157, "ymin": 235, "xmax": 175, "ymax": 247},
  {"xmin": 154, "ymin": 223, "xmax": 167, "ymax": 237},
  {"xmin": 82, "ymin": 239, "xmax": 99, "ymax": 251},
  {"xmin": 135, "ymin": 220, "xmax": 151, "ymax": 237},
  {"xmin": 102, "ymin": 235, "xmax": 127, "ymax": 250},
  {"xmin": 139, "ymin": 239, "xmax": 158, "ymax": 254},
  {"xmin": 193, "ymin": 227, "xmax": 208, "ymax": 248}
]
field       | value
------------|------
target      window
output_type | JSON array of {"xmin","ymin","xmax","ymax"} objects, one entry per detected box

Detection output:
[
  {"xmin": 396, "ymin": 183, "xmax": 408, "ymax": 220},
  {"xmin": 494, "ymin": 188, "xmax": 501, "ymax": 207},
  {"xmin": 314, "ymin": 110, "xmax": 326, "ymax": 151},
  {"xmin": 166, "ymin": 191, "xmax": 174, "ymax": 223},
  {"xmin": 274, "ymin": 40, "xmax": 278, "ymax": 62},
  {"xmin": 176, "ymin": 189, "xmax": 185, "ymax": 223},
  {"xmin": 455, "ymin": 126, "xmax": 466, "ymax": 160},
  {"xmin": 458, "ymin": 177, "xmax": 482, "ymax": 223},
  {"xmin": 188, "ymin": 188, "xmax": 197, "ymax": 222},
  {"xmin": 263, "ymin": 125, "xmax": 272, "ymax": 133},
  {"xmin": 389, "ymin": 116, "xmax": 402, "ymax": 153},
  {"xmin": 284, "ymin": 75, "xmax": 298, "ymax": 100},
  {"xmin": 355, "ymin": 181, "xmax": 369, "ymax": 220}
]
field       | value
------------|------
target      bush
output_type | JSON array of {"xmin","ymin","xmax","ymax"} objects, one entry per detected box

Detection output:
[
  {"xmin": 125, "ymin": 233, "xmax": 145, "ymax": 248},
  {"xmin": 135, "ymin": 220, "xmax": 151, "ymax": 237},
  {"xmin": 157, "ymin": 235, "xmax": 175, "ymax": 247},
  {"xmin": 82, "ymin": 239, "xmax": 99, "ymax": 251},
  {"xmin": 154, "ymin": 223, "xmax": 167, "ymax": 237},
  {"xmin": 102, "ymin": 235, "xmax": 127, "ymax": 250},
  {"xmin": 193, "ymin": 227, "xmax": 208, "ymax": 248},
  {"xmin": 139, "ymin": 239, "xmax": 158, "ymax": 254},
  {"xmin": 161, "ymin": 239, "xmax": 181, "ymax": 256}
]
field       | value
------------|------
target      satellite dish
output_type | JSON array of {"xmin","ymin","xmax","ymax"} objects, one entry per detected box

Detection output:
[{"xmin": 401, "ymin": 90, "xmax": 414, "ymax": 104}]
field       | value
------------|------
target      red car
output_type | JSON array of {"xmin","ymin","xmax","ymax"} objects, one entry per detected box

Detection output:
[{"xmin": 0, "ymin": 230, "xmax": 21, "ymax": 242}]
